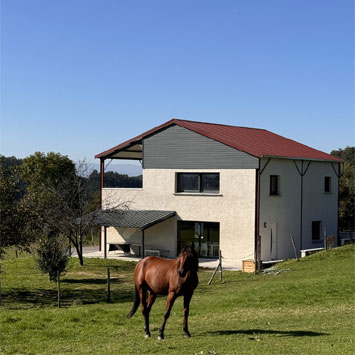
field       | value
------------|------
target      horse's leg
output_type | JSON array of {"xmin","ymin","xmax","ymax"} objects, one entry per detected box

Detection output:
[
  {"xmin": 147, "ymin": 291, "xmax": 157, "ymax": 313},
  {"xmin": 144, "ymin": 291, "xmax": 156, "ymax": 337},
  {"xmin": 183, "ymin": 293, "xmax": 192, "ymax": 338},
  {"xmin": 158, "ymin": 292, "xmax": 177, "ymax": 340},
  {"xmin": 139, "ymin": 287, "xmax": 150, "ymax": 337}
]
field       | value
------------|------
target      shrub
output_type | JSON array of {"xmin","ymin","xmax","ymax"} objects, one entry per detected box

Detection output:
[{"xmin": 34, "ymin": 234, "xmax": 68, "ymax": 281}]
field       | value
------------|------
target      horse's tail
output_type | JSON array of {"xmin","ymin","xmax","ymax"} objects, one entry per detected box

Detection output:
[{"xmin": 126, "ymin": 285, "xmax": 140, "ymax": 318}]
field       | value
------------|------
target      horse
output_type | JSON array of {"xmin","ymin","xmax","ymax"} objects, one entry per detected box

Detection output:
[{"xmin": 126, "ymin": 245, "xmax": 199, "ymax": 340}]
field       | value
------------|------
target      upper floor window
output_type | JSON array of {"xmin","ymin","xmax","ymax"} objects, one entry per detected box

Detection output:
[
  {"xmin": 324, "ymin": 176, "xmax": 331, "ymax": 193},
  {"xmin": 312, "ymin": 221, "xmax": 322, "ymax": 241},
  {"xmin": 176, "ymin": 173, "xmax": 220, "ymax": 193},
  {"xmin": 270, "ymin": 175, "xmax": 280, "ymax": 196}
]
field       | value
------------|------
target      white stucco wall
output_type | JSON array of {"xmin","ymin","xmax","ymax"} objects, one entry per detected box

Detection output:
[
  {"xmin": 259, "ymin": 158, "xmax": 338, "ymax": 261},
  {"xmin": 102, "ymin": 169, "xmax": 256, "ymax": 268}
]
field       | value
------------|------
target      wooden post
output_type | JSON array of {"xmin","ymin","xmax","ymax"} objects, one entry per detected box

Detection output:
[
  {"xmin": 141, "ymin": 229, "xmax": 145, "ymax": 259},
  {"xmin": 99, "ymin": 158, "xmax": 105, "ymax": 252},
  {"xmin": 0, "ymin": 264, "xmax": 2, "ymax": 307},
  {"xmin": 104, "ymin": 226, "xmax": 107, "ymax": 259},
  {"xmin": 107, "ymin": 267, "xmax": 111, "ymax": 302},
  {"xmin": 208, "ymin": 250, "xmax": 222, "ymax": 285},
  {"xmin": 57, "ymin": 270, "xmax": 61, "ymax": 308},
  {"xmin": 256, "ymin": 235, "xmax": 262, "ymax": 273}
]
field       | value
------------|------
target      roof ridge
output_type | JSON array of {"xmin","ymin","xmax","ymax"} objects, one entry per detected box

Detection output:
[{"xmin": 171, "ymin": 118, "xmax": 267, "ymax": 131}]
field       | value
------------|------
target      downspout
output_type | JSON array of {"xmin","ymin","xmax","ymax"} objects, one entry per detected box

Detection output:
[
  {"xmin": 254, "ymin": 158, "xmax": 271, "ymax": 273},
  {"xmin": 99, "ymin": 158, "xmax": 105, "ymax": 251},
  {"xmin": 254, "ymin": 162, "xmax": 261, "ymax": 272},
  {"xmin": 293, "ymin": 160, "xmax": 311, "ymax": 256}
]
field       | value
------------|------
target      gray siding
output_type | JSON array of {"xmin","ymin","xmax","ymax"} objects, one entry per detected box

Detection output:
[{"xmin": 143, "ymin": 125, "xmax": 259, "ymax": 169}]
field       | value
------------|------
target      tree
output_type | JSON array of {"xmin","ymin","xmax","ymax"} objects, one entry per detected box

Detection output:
[
  {"xmin": 330, "ymin": 147, "xmax": 355, "ymax": 231},
  {"xmin": 20, "ymin": 153, "xmax": 128, "ymax": 265},
  {"xmin": 33, "ymin": 232, "xmax": 69, "ymax": 281},
  {"xmin": 0, "ymin": 165, "xmax": 28, "ymax": 256}
]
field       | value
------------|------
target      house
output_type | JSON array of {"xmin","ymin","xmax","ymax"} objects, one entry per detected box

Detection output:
[{"xmin": 95, "ymin": 118, "xmax": 342, "ymax": 269}]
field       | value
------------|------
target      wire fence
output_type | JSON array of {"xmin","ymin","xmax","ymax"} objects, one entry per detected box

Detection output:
[{"xmin": 0, "ymin": 260, "xmax": 136, "ymax": 309}]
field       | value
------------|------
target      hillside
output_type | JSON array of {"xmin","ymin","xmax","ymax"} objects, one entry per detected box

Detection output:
[{"xmin": 0, "ymin": 245, "xmax": 354, "ymax": 354}]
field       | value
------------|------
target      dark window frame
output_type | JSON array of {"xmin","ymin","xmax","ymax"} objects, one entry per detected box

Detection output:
[
  {"xmin": 312, "ymin": 221, "xmax": 322, "ymax": 241},
  {"xmin": 176, "ymin": 172, "xmax": 220, "ymax": 194},
  {"xmin": 324, "ymin": 176, "xmax": 331, "ymax": 193},
  {"xmin": 270, "ymin": 175, "xmax": 280, "ymax": 196}
]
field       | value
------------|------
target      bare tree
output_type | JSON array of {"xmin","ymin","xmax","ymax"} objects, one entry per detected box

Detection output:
[{"xmin": 22, "ymin": 159, "xmax": 130, "ymax": 265}]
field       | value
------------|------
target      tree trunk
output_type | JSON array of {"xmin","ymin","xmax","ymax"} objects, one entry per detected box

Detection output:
[
  {"xmin": 79, "ymin": 236, "xmax": 83, "ymax": 266},
  {"xmin": 72, "ymin": 238, "xmax": 84, "ymax": 266}
]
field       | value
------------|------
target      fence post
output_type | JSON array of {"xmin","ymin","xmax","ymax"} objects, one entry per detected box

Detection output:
[
  {"xmin": 0, "ymin": 264, "xmax": 2, "ymax": 307},
  {"xmin": 107, "ymin": 267, "xmax": 111, "ymax": 302},
  {"xmin": 57, "ymin": 270, "xmax": 61, "ymax": 308}
]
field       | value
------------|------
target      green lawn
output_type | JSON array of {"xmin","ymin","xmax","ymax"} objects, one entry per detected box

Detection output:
[{"xmin": 1, "ymin": 245, "xmax": 354, "ymax": 355}]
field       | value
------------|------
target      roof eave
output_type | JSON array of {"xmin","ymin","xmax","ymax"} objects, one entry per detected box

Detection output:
[{"xmin": 261, "ymin": 155, "xmax": 343, "ymax": 163}]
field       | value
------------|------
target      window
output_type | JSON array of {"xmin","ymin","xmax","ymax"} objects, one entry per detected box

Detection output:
[
  {"xmin": 177, "ymin": 221, "xmax": 220, "ymax": 258},
  {"xmin": 312, "ymin": 221, "xmax": 322, "ymax": 241},
  {"xmin": 324, "ymin": 177, "xmax": 331, "ymax": 193},
  {"xmin": 270, "ymin": 175, "xmax": 280, "ymax": 196},
  {"xmin": 176, "ymin": 173, "xmax": 219, "ymax": 193}
]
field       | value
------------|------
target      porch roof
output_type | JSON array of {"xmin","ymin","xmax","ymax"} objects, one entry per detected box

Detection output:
[{"xmin": 87, "ymin": 209, "xmax": 176, "ymax": 230}]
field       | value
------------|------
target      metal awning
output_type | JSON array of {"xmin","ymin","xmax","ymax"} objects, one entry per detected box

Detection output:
[{"xmin": 87, "ymin": 209, "xmax": 176, "ymax": 230}]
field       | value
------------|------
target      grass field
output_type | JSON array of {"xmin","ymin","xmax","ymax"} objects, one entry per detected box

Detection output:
[{"xmin": 1, "ymin": 245, "xmax": 354, "ymax": 355}]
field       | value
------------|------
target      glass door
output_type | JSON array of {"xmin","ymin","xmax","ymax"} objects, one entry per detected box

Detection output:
[{"xmin": 177, "ymin": 221, "xmax": 219, "ymax": 258}]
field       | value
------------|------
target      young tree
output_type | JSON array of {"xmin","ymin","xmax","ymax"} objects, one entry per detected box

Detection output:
[{"xmin": 33, "ymin": 232, "xmax": 69, "ymax": 281}]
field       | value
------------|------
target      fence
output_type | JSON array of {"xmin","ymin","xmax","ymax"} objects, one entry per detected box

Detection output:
[{"xmin": 0, "ymin": 259, "xmax": 136, "ymax": 309}]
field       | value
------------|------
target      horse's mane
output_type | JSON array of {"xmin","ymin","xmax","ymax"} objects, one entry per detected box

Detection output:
[{"xmin": 179, "ymin": 246, "xmax": 199, "ymax": 272}]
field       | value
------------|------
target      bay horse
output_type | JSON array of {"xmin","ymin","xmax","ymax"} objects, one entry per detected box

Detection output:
[{"xmin": 126, "ymin": 245, "xmax": 199, "ymax": 339}]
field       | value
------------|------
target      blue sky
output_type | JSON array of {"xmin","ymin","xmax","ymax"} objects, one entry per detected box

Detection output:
[{"xmin": 1, "ymin": 0, "xmax": 354, "ymax": 163}]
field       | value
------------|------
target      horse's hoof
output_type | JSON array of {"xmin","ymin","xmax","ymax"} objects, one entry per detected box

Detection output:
[
  {"xmin": 157, "ymin": 335, "xmax": 164, "ymax": 340},
  {"xmin": 184, "ymin": 333, "xmax": 191, "ymax": 338},
  {"xmin": 145, "ymin": 334, "xmax": 151, "ymax": 338}
]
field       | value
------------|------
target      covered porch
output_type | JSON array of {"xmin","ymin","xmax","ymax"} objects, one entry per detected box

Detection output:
[{"xmin": 90, "ymin": 209, "xmax": 176, "ymax": 258}]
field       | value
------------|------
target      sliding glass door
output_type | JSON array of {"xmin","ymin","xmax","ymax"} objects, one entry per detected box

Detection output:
[{"xmin": 177, "ymin": 221, "xmax": 219, "ymax": 258}]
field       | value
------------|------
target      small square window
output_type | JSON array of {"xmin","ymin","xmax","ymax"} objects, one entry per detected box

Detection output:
[
  {"xmin": 312, "ymin": 221, "xmax": 322, "ymax": 241},
  {"xmin": 324, "ymin": 177, "xmax": 331, "ymax": 193},
  {"xmin": 270, "ymin": 175, "xmax": 280, "ymax": 196}
]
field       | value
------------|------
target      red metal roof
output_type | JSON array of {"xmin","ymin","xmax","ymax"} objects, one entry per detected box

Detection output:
[{"xmin": 95, "ymin": 118, "xmax": 341, "ymax": 162}]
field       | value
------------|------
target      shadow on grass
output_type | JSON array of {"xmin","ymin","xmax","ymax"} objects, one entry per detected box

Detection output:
[
  {"xmin": 62, "ymin": 278, "xmax": 120, "ymax": 285},
  {"xmin": 1, "ymin": 287, "xmax": 133, "ymax": 309},
  {"xmin": 203, "ymin": 329, "xmax": 328, "ymax": 337}
]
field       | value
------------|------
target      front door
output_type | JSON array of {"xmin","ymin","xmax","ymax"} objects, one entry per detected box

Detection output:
[{"xmin": 177, "ymin": 221, "xmax": 219, "ymax": 258}]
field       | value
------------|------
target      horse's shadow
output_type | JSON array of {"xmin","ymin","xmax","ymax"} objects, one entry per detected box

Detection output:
[{"xmin": 202, "ymin": 329, "xmax": 328, "ymax": 337}]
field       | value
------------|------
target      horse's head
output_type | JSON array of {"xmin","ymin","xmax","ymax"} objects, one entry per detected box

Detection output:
[{"xmin": 178, "ymin": 244, "xmax": 199, "ymax": 277}]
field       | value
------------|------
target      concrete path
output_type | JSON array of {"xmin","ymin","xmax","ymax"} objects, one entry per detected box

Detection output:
[{"xmin": 72, "ymin": 246, "xmax": 241, "ymax": 270}]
